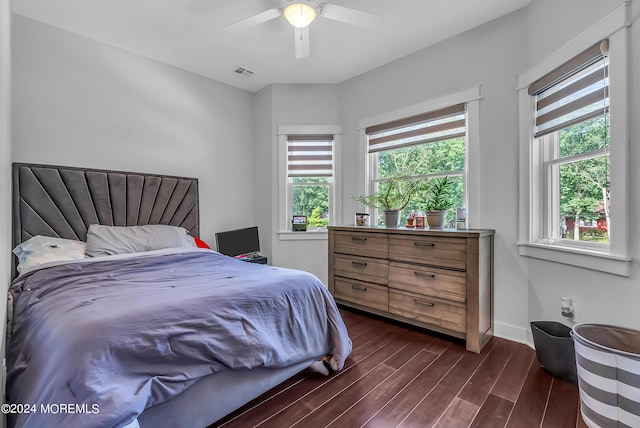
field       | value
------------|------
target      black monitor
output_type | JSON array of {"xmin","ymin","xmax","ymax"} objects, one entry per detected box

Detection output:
[{"xmin": 215, "ymin": 226, "xmax": 260, "ymax": 257}]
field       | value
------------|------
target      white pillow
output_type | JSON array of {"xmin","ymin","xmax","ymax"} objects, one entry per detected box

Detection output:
[
  {"xmin": 13, "ymin": 235, "xmax": 87, "ymax": 274},
  {"xmin": 85, "ymin": 224, "xmax": 195, "ymax": 257}
]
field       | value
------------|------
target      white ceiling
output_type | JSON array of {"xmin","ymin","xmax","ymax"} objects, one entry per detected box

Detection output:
[{"xmin": 12, "ymin": 0, "xmax": 532, "ymax": 93}]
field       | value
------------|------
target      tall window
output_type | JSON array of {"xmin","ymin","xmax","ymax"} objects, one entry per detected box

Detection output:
[
  {"xmin": 530, "ymin": 41, "xmax": 610, "ymax": 245},
  {"xmin": 366, "ymin": 104, "xmax": 467, "ymax": 226},
  {"xmin": 518, "ymin": 3, "xmax": 630, "ymax": 276},
  {"xmin": 286, "ymin": 134, "xmax": 334, "ymax": 231}
]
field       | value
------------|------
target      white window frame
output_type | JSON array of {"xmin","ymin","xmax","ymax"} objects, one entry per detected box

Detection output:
[
  {"xmin": 358, "ymin": 87, "xmax": 481, "ymax": 228},
  {"xmin": 517, "ymin": 3, "xmax": 631, "ymax": 276},
  {"xmin": 277, "ymin": 124, "xmax": 342, "ymax": 240}
]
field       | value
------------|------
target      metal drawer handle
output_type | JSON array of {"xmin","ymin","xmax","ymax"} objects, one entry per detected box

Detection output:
[
  {"xmin": 413, "ymin": 299, "xmax": 435, "ymax": 307},
  {"xmin": 352, "ymin": 285, "xmax": 367, "ymax": 291},
  {"xmin": 351, "ymin": 261, "xmax": 368, "ymax": 267},
  {"xmin": 413, "ymin": 242, "xmax": 435, "ymax": 247},
  {"xmin": 414, "ymin": 272, "xmax": 436, "ymax": 279},
  {"xmin": 352, "ymin": 237, "xmax": 367, "ymax": 241}
]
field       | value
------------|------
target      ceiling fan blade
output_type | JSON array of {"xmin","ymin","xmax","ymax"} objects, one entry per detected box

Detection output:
[
  {"xmin": 225, "ymin": 8, "xmax": 282, "ymax": 32},
  {"xmin": 294, "ymin": 26, "xmax": 310, "ymax": 59},
  {"xmin": 317, "ymin": 3, "xmax": 382, "ymax": 29}
]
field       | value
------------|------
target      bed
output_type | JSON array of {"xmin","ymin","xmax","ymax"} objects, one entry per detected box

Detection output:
[{"xmin": 6, "ymin": 163, "xmax": 352, "ymax": 428}]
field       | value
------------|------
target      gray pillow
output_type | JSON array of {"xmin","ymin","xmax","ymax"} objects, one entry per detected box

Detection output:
[{"xmin": 86, "ymin": 224, "xmax": 195, "ymax": 257}]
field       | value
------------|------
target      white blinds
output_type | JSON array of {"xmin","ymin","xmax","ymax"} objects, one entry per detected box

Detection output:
[
  {"xmin": 287, "ymin": 134, "xmax": 334, "ymax": 178},
  {"xmin": 529, "ymin": 41, "xmax": 609, "ymax": 138},
  {"xmin": 366, "ymin": 103, "xmax": 466, "ymax": 153}
]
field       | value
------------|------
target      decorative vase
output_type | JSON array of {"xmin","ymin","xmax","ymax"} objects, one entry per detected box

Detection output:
[
  {"xmin": 383, "ymin": 210, "xmax": 400, "ymax": 228},
  {"xmin": 426, "ymin": 210, "xmax": 447, "ymax": 229}
]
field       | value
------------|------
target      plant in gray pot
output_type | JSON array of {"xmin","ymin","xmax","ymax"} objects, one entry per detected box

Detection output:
[
  {"xmin": 424, "ymin": 176, "xmax": 454, "ymax": 229},
  {"xmin": 353, "ymin": 176, "xmax": 424, "ymax": 228}
]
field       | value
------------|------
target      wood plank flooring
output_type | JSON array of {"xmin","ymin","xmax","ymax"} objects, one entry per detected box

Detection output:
[{"xmin": 210, "ymin": 308, "xmax": 583, "ymax": 428}]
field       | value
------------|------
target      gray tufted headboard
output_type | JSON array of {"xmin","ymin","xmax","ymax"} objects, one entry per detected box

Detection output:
[{"xmin": 12, "ymin": 163, "xmax": 200, "ymax": 252}]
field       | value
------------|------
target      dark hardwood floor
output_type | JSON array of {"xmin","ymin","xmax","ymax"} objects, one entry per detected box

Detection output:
[{"xmin": 211, "ymin": 308, "xmax": 586, "ymax": 428}]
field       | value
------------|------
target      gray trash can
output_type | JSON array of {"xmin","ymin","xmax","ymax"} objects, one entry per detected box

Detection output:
[
  {"xmin": 571, "ymin": 323, "xmax": 640, "ymax": 428},
  {"xmin": 530, "ymin": 321, "xmax": 577, "ymax": 384}
]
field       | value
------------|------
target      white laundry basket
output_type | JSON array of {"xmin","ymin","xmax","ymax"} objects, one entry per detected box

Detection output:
[{"xmin": 571, "ymin": 323, "xmax": 640, "ymax": 428}]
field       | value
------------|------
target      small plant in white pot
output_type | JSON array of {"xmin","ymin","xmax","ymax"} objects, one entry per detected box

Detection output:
[
  {"xmin": 424, "ymin": 176, "xmax": 454, "ymax": 229},
  {"xmin": 353, "ymin": 176, "xmax": 425, "ymax": 228}
]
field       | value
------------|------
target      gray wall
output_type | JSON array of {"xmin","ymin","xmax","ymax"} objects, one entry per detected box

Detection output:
[
  {"xmin": 261, "ymin": 0, "xmax": 640, "ymax": 342},
  {"xmin": 1, "ymin": 0, "xmax": 12, "ymax": 414},
  {"xmin": 255, "ymin": 84, "xmax": 341, "ymax": 284},
  {"xmin": 336, "ymin": 0, "xmax": 640, "ymax": 342},
  {"xmin": 252, "ymin": 85, "xmax": 274, "ymax": 262},
  {"xmin": 522, "ymin": 0, "xmax": 640, "ymax": 334},
  {"xmin": 339, "ymin": 7, "xmax": 530, "ymax": 340},
  {"xmin": 11, "ymin": 15, "xmax": 257, "ymax": 244}
]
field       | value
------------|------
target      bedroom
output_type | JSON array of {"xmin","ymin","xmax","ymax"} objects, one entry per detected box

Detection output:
[{"xmin": 0, "ymin": 0, "xmax": 639, "ymax": 427}]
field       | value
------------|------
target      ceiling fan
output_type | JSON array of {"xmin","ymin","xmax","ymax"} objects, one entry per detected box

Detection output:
[{"xmin": 225, "ymin": 1, "xmax": 382, "ymax": 59}]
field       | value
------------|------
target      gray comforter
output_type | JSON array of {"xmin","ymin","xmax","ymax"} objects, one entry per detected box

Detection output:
[{"xmin": 6, "ymin": 248, "xmax": 351, "ymax": 428}]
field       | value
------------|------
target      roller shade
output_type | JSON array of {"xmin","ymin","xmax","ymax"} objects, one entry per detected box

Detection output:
[
  {"xmin": 366, "ymin": 103, "xmax": 466, "ymax": 153},
  {"xmin": 287, "ymin": 134, "xmax": 334, "ymax": 178},
  {"xmin": 530, "ymin": 41, "xmax": 609, "ymax": 138}
]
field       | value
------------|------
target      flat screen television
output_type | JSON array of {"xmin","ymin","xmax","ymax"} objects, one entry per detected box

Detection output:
[{"xmin": 215, "ymin": 226, "xmax": 260, "ymax": 257}]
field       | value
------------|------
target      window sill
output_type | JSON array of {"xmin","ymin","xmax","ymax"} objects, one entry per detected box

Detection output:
[
  {"xmin": 278, "ymin": 230, "xmax": 328, "ymax": 241},
  {"xmin": 517, "ymin": 241, "xmax": 631, "ymax": 276}
]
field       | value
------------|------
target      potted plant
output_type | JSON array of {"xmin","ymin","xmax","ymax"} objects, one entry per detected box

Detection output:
[
  {"xmin": 353, "ymin": 176, "xmax": 425, "ymax": 228},
  {"xmin": 424, "ymin": 176, "xmax": 455, "ymax": 229}
]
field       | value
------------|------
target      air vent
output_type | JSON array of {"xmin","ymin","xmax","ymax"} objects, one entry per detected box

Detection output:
[{"xmin": 233, "ymin": 66, "xmax": 255, "ymax": 77}]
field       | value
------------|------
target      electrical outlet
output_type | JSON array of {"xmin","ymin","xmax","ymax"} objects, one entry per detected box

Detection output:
[{"xmin": 561, "ymin": 296, "xmax": 574, "ymax": 319}]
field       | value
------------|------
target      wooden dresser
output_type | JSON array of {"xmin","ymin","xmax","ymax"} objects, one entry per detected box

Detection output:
[{"xmin": 328, "ymin": 226, "xmax": 494, "ymax": 353}]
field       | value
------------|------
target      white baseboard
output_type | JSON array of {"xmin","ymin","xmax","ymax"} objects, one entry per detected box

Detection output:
[{"xmin": 494, "ymin": 321, "xmax": 534, "ymax": 349}]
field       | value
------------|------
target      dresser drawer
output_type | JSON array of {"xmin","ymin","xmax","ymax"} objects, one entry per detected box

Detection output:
[
  {"xmin": 389, "ymin": 235, "xmax": 467, "ymax": 270},
  {"xmin": 334, "ymin": 254, "xmax": 389, "ymax": 285},
  {"xmin": 389, "ymin": 262, "xmax": 466, "ymax": 303},
  {"xmin": 334, "ymin": 231, "xmax": 388, "ymax": 259},
  {"xmin": 334, "ymin": 278, "xmax": 388, "ymax": 312},
  {"xmin": 389, "ymin": 289, "xmax": 466, "ymax": 334}
]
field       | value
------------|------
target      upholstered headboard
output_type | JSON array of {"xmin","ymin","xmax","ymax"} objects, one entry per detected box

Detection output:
[{"xmin": 12, "ymin": 163, "xmax": 199, "ymax": 250}]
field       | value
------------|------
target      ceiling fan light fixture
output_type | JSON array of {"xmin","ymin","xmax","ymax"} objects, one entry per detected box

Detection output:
[{"xmin": 284, "ymin": 3, "xmax": 317, "ymax": 28}]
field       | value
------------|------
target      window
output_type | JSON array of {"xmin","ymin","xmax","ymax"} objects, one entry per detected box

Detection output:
[
  {"xmin": 517, "ymin": 4, "xmax": 630, "ymax": 275},
  {"xmin": 357, "ymin": 88, "xmax": 480, "ymax": 229},
  {"xmin": 287, "ymin": 134, "xmax": 333, "ymax": 231},
  {"xmin": 278, "ymin": 125, "xmax": 341, "ymax": 237},
  {"xmin": 365, "ymin": 104, "xmax": 467, "ymax": 227},
  {"xmin": 533, "ymin": 42, "xmax": 610, "ymax": 245}
]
